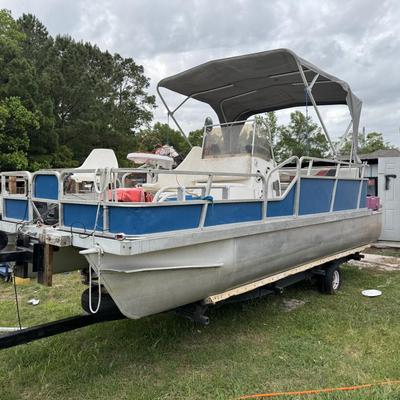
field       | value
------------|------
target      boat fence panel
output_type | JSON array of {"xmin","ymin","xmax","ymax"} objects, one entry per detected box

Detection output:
[
  {"xmin": 266, "ymin": 184, "xmax": 296, "ymax": 218},
  {"xmin": 204, "ymin": 201, "xmax": 262, "ymax": 227},
  {"xmin": 299, "ymin": 178, "xmax": 335, "ymax": 215},
  {"xmin": 62, "ymin": 203, "xmax": 104, "ymax": 232},
  {"xmin": 0, "ymin": 171, "xmax": 32, "ymax": 222},
  {"xmin": 3, "ymin": 198, "xmax": 30, "ymax": 221},
  {"xmin": 108, "ymin": 203, "xmax": 202, "ymax": 235},
  {"xmin": 333, "ymin": 180, "xmax": 361, "ymax": 211},
  {"xmin": 32, "ymin": 174, "xmax": 59, "ymax": 201}
]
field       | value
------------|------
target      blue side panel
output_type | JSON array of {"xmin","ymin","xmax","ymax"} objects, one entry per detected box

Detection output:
[
  {"xmin": 63, "ymin": 203, "xmax": 104, "ymax": 231},
  {"xmin": 4, "ymin": 199, "xmax": 29, "ymax": 221},
  {"xmin": 360, "ymin": 180, "xmax": 367, "ymax": 208},
  {"xmin": 333, "ymin": 180, "xmax": 359, "ymax": 211},
  {"xmin": 267, "ymin": 184, "xmax": 296, "ymax": 217},
  {"xmin": 299, "ymin": 178, "xmax": 334, "ymax": 215},
  {"xmin": 205, "ymin": 202, "xmax": 262, "ymax": 226},
  {"xmin": 108, "ymin": 204, "xmax": 202, "ymax": 235},
  {"xmin": 34, "ymin": 175, "xmax": 59, "ymax": 200}
]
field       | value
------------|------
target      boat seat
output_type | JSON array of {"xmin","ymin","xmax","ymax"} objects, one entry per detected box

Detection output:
[
  {"xmin": 142, "ymin": 146, "xmax": 202, "ymax": 192},
  {"xmin": 71, "ymin": 149, "xmax": 119, "ymax": 183},
  {"xmin": 142, "ymin": 146, "xmax": 251, "ymax": 193}
]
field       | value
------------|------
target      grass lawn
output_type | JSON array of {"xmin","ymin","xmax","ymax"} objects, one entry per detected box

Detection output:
[{"xmin": 0, "ymin": 265, "xmax": 400, "ymax": 400}]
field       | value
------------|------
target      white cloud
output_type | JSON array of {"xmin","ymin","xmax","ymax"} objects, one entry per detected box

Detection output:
[{"xmin": 3, "ymin": 0, "xmax": 400, "ymax": 144}]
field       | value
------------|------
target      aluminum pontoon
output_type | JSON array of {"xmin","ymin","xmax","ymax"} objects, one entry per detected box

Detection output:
[{"xmin": 0, "ymin": 49, "xmax": 381, "ymax": 341}]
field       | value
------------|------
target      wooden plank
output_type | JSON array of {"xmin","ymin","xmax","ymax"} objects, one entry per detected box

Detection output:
[
  {"xmin": 9, "ymin": 176, "xmax": 16, "ymax": 194},
  {"xmin": 204, "ymin": 244, "xmax": 370, "ymax": 304}
]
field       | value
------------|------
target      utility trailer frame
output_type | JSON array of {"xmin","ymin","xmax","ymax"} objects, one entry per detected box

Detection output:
[
  {"xmin": 205, "ymin": 244, "xmax": 368, "ymax": 305},
  {"xmin": 0, "ymin": 245, "xmax": 368, "ymax": 349},
  {"xmin": 173, "ymin": 245, "xmax": 367, "ymax": 324}
]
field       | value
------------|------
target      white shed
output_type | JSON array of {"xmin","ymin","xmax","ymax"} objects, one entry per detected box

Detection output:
[{"xmin": 360, "ymin": 149, "xmax": 400, "ymax": 241}]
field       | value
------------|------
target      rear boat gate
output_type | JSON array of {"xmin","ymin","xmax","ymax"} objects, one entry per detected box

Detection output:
[{"xmin": 0, "ymin": 244, "xmax": 365, "ymax": 350}]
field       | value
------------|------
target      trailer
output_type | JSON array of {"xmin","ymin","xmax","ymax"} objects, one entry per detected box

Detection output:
[{"xmin": 0, "ymin": 244, "xmax": 367, "ymax": 350}]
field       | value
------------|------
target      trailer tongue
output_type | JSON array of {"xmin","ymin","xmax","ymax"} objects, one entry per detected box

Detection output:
[{"xmin": 0, "ymin": 312, "xmax": 125, "ymax": 350}]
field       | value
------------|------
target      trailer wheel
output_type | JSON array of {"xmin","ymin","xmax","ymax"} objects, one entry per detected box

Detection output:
[
  {"xmin": 320, "ymin": 264, "xmax": 342, "ymax": 294},
  {"xmin": 81, "ymin": 288, "xmax": 121, "ymax": 315}
]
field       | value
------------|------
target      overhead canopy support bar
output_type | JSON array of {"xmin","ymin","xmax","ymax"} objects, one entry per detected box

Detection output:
[
  {"xmin": 296, "ymin": 66, "xmax": 337, "ymax": 158},
  {"xmin": 157, "ymin": 83, "xmax": 236, "ymax": 147},
  {"xmin": 156, "ymin": 86, "xmax": 193, "ymax": 148}
]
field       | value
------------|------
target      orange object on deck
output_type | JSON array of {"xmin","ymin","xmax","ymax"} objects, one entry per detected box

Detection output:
[{"xmin": 108, "ymin": 188, "xmax": 145, "ymax": 202}]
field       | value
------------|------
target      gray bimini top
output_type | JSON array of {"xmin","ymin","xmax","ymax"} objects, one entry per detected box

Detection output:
[{"xmin": 158, "ymin": 48, "xmax": 362, "ymax": 141}]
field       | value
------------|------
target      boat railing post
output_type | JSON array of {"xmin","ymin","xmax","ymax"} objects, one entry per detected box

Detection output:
[
  {"xmin": 294, "ymin": 157, "xmax": 301, "ymax": 216},
  {"xmin": 330, "ymin": 163, "xmax": 340, "ymax": 212},
  {"xmin": 0, "ymin": 174, "xmax": 4, "ymax": 195},
  {"xmin": 261, "ymin": 173, "xmax": 268, "ymax": 220},
  {"xmin": 113, "ymin": 171, "xmax": 117, "ymax": 202},
  {"xmin": 198, "ymin": 174, "xmax": 213, "ymax": 228},
  {"xmin": 356, "ymin": 163, "xmax": 366, "ymax": 209},
  {"xmin": 25, "ymin": 171, "xmax": 33, "ymax": 222},
  {"xmin": 177, "ymin": 186, "xmax": 185, "ymax": 201},
  {"xmin": 103, "ymin": 204, "xmax": 109, "ymax": 232},
  {"xmin": 307, "ymin": 159, "xmax": 313, "ymax": 176}
]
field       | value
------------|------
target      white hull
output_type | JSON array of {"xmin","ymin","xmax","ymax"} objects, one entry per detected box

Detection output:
[{"xmin": 85, "ymin": 210, "xmax": 381, "ymax": 319}]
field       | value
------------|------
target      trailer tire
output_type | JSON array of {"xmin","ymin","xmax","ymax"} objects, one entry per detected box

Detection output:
[
  {"xmin": 320, "ymin": 264, "xmax": 341, "ymax": 295},
  {"xmin": 81, "ymin": 288, "xmax": 121, "ymax": 316}
]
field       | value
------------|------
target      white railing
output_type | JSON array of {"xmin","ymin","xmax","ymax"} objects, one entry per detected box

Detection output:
[{"xmin": 0, "ymin": 155, "xmax": 367, "ymax": 232}]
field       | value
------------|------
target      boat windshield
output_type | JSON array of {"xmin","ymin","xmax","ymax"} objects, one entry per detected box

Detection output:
[{"xmin": 202, "ymin": 121, "xmax": 272, "ymax": 160}]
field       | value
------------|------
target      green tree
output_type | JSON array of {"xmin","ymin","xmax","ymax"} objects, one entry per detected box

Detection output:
[
  {"xmin": 188, "ymin": 128, "xmax": 204, "ymax": 147},
  {"xmin": 0, "ymin": 10, "xmax": 156, "ymax": 170},
  {"xmin": 339, "ymin": 131, "xmax": 393, "ymax": 156},
  {"xmin": 48, "ymin": 35, "xmax": 155, "ymax": 166},
  {"xmin": 0, "ymin": 96, "xmax": 39, "ymax": 170},
  {"xmin": 17, "ymin": 14, "xmax": 57, "ymax": 169},
  {"xmin": 255, "ymin": 112, "xmax": 279, "ymax": 147},
  {"xmin": 274, "ymin": 111, "xmax": 329, "ymax": 162},
  {"xmin": 136, "ymin": 123, "xmax": 190, "ymax": 156},
  {"xmin": 0, "ymin": 10, "xmax": 36, "ymax": 104}
]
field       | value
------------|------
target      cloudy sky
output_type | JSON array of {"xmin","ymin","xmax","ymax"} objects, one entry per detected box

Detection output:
[{"xmin": 3, "ymin": 0, "xmax": 400, "ymax": 145}]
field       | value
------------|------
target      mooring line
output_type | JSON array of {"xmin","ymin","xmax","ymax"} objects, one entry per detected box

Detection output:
[{"xmin": 238, "ymin": 380, "xmax": 400, "ymax": 399}]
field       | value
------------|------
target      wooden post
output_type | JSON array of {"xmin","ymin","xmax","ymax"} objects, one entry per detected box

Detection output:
[{"xmin": 38, "ymin": 244, "xmax": 53, "ymax": 287}]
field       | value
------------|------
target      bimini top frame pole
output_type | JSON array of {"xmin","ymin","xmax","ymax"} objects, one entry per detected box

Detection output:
[
  {"xmin": 156, "ymin": 83, "xmax": 237, "ymax": 149},
  {"xmin": 157, "ymin": 48, "xmax": 363, "ymax": 163},
  {"xmin": 156, "ymin": 86, "xmax": 193, "ymax": 148},
  {"xmin": 295, "ymin": 65, "xmax": 337, "ymax": 158}
]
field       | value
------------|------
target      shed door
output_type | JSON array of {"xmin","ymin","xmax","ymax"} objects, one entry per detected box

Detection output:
[{"xmin": 378, "ymin": 157, "xmax": 400, "ymax": 241}]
